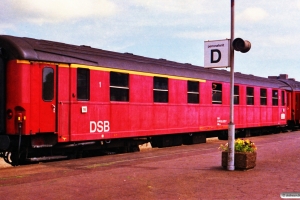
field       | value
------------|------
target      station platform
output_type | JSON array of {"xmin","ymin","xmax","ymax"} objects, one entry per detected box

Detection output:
[{"xmin": 0, "ymin": 131, "xmax": 299, "ymax": 199}]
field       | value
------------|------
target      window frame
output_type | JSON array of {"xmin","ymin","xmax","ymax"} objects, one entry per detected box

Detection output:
[
  {"xmin": 272, "ymin": 90, "xmax": 278, "ymax": 106},
  {"xmin": 281, "ymin": 91, "xmax": 285, "ymax": 106},
  {"xmin": 187, "ymin": 80, "xmax": 199, "ymax": 104},
  {"xmin": 77, "ymin": 68, "xmax": 90, "ymax": 101},
  {"xmin": 42, "ymin": 67, "xmax": 54, "ymax": 101},
  {"xmin": 212, "ymin": 83, "xmax": 222, "ymax": 104},
  {"xmin": 110, "ymin": 72, "xmax": 129, "ymax": 102},
  {"xmin": 246, "ymin": 87, "xmax": 254, "ymax": 105},
  {"xmin": 153, "ymin": 77, "xmax": 168, "ymax": 103},
  {"xmin": 260, "ymin": 88, "xmax": 267, "ymax": 106},
  {"xmin": 234, "ymin": 85, "xmax": 239, "ymax": 105}
]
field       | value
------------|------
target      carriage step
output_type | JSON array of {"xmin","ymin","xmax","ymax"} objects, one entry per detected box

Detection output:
[{"xmin": 27, "ymin": 155, "xmax": 68, "ymax": 162}]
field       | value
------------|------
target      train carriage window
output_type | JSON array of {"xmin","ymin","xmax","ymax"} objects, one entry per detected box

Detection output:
[
  {"xmin": 187, "ymin": 81, "xmax": 199, "ymax": 104},
  {"xmin": 110, "ymin": 72, "xmax": 129, "ymax": 101},
  {"xmin": 212, "ymin": 83, "xmax": 222, "ymax": 104},
  {"xmin": 282, "ymin": 91, "xmax": 285, "ymax": 106},
  {"xmin": 260, "ymin": 88, "xmax": 267, "ymax": 105},
  {"xmin": 272, "ymin": 90, "xmax": 278, "ymax": 106},
  {"xmin": 42, "ymin": 67, "xmax": 54, "ymax": 101},
  {"xmin": 246, "ymin": 87, "xmax": 254, "ymax": 105},
  {"xmin": 77, "ymin": 68, "xmax": 90, "ymax": 100},
  {"xmin": 234, "ymin": 85, "xmax": 239, "ymax": 105},
  {"xmin": 154, "ymin": 77, "xmax": 168, "ymax": 103}
]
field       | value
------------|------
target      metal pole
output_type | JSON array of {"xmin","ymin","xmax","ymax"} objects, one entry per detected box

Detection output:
[{"xmin": 227, "ymin": 0, "xmax": 235, "ymax": 171}]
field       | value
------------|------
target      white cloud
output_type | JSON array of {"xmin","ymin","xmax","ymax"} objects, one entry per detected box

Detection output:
[
  {"xmin": 175, "ymin": 31, "xmax": 229, "ymax": 41},
  {"xmin": 129, "ymin": 0, "xmax": 210, "ymax": 15},
  {"xmin": 268, "ymin": 34, "xmax": 300, "ymax": 46},
  {"xmin": 237, "ymin": 7, "xmax": 268, "ymax": 23},
  {"xmin": 297, "ymin": 1, "xmax": 300, "ymax": 9},
  {"xmin": 5, "ymin": 0, "xmax": 118, "ymax": 24},
  {"xmin": 1, "ymin": 0, "xmax": 300, "ymax": 80},
  {"xmin": 0, "ymin": 24, "xmax": 16, "ymax": 33}
]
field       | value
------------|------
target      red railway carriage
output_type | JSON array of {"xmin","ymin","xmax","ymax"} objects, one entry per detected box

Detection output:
[
  {"xmin": 0, "ymin": 35, "xmax": 298, "ymax": 165},
  {"xmin": 269, "ymin": 74, "xmax": 300, "ymax": 129}
]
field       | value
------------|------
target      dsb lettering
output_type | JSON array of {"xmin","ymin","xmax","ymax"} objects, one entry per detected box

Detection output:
[{"xmin": 90, "ymin": 121, "xmax": 110, "ymax": 133}]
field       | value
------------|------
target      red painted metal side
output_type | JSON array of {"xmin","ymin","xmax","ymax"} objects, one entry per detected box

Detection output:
[
  {"xmin": 57, "ymin": 65, "xmax": 70, "ymax": 142},
  {"xmin": 29, "ymin": 62, "xmax": 40, "ymax": 134},
  {"xmin": 66, "ymin": 69, "xmax": 287, "ymax": 141},
  {"xmin": 286, "ymin": 91, "xmax": 292, "ymax": 121},
  {"xmin": 295, "ymin": 93, "xmax": 300, "ymax": 122},
  {"xmin": 6, "ymin": 61, "xmax": 58, "ymax": 135},
  {"xmin": 5, "ymin": 60, "xmax": 288, "ymax": 143},
  {"xmin": 6, "ymin": 60, "xmax": 31, "ymax": 135},
  {"xmin": 287, "ymin": 92, "xmax": 300, "ymax": 124}
]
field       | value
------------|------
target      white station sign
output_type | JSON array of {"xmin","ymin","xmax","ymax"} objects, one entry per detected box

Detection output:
[{"xmin": 204, "ymin": 39, "xmax": 230, "ymax": 68}]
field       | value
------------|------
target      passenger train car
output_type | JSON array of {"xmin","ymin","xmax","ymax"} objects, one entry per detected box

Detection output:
[{"xmin": 0, "ymin": 35, "xmax": 300, "ymax": 165}]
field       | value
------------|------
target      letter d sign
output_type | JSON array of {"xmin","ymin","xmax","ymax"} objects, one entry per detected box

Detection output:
[
  {"xmin": 204, "ymin": 39, "xmax": 230, "ymax": 68},
  {"xmin": 211, "ymin": 49, "xmax": 221, "ymax": 63}
]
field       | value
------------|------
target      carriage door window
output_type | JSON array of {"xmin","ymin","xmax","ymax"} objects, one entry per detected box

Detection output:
[
  {"xmin": 272, "ymin": 90, "xmax": 278, "ymax": 106},
  {"xmin": 42, "ymin": 67, "xmax": 54, "ymax": 101},
  {"xmin": 234, "ymin": 85, "xmax": 239, "ymax": 105},
  {"xmin": 246, "ymin": 87, "xmax": 254, "ymax": 105},
  {"xmin": 187, "ymin": 81, "xmax": 199, "ymax": 104},
  {"xmin": 77, "ymin": 68, "xmax": 90, "ymax": 100},
  {"xmin": 281, "ymin": 91, "xmax": 285, "ymax": 106},
  {"xmin": 154, "ymin": 77, "xmax": 168, "ymax": 103},
  {"xmin": 212, "ymin": 83, "xmax": 222, "ymax": 104}
]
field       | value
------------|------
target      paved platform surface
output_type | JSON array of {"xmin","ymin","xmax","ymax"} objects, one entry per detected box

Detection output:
[{"xmin": 0, "ymin": 132, "xmax": 299, "ymax": 199}]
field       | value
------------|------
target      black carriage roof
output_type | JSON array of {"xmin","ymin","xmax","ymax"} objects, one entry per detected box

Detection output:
[{"xmin": 0, "ymin": 35, "xmax": 298, "ymax": 90}]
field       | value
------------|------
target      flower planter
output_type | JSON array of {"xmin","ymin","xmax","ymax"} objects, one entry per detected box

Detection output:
[{"xmin": 222, "ymin": 151, "xmax": 257, "ymax": 170}]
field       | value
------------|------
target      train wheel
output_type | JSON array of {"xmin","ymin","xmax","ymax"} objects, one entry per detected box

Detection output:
[
  {"xmin": 245, "ymin": 129, "xmax": 251, "ymax": 137},
  {"xmin": 129, "ymin": 145, "xmax": 140, "ymax": 152},
  {"xmin": 218, "ymin": 131, "xmax": 228, "ymax": 140},
  {"xmin": 172, "ymin": 135, "xmax": 183, "ymax": 146},
  {"xmin": 3, "ymin": 150, "xmax": 24, "ymax": 166},
  {"xmin": 4, "ymin": 151, "xmax": 14, "ymax": 165},
  {"xmin": 4, "ymin": 152, "xmax": 10, "ymax": 164},
  {"xmin": 151, "ymin": 135, "xmax": 173, "ymax": 148}
]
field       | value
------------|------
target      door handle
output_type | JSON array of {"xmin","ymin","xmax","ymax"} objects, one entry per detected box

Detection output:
[{"xmin": 52, "ymin": 104, "xmax": 56, "ymax": 113}]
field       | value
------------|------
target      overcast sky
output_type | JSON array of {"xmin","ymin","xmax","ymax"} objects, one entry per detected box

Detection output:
[{"xmin": 1, "ymin": 0, "xmax": 300, "ymax": 80}]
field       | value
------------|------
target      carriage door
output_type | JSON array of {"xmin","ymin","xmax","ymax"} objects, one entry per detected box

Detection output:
[
  {"xmin": 295, "ymin": 93, "xmax": 300, "ymax": 123},
  {"xmin": 39, "ymin": 65, "xmax": 57, "ymax": 133},
  {"xmin": 286, "ymin": 91, "xmax": 292, "ymax": 121}
]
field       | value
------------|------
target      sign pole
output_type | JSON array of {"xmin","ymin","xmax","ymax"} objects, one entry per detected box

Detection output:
[{"xmin": 227, "ymin": 0, "xmax": 235, "ymax": 171}]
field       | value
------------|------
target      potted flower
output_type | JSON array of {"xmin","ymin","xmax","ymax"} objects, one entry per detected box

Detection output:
[{"xmin": 219, "ymin": 138, "xmax": 257, "ymax": 170}]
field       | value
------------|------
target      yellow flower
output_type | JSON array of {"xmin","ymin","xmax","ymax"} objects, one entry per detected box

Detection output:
[{"xmin": 219, "ymin": 138, "xmax": 257, "ymax": 152}]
